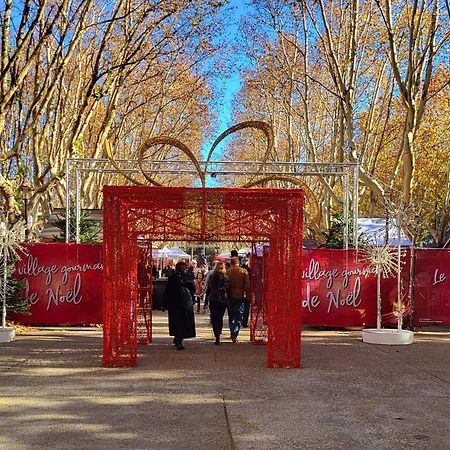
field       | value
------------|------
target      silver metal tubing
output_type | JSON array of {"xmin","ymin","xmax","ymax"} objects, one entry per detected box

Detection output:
[
  {"xmin": 65, "ymin": 159, "xmax": 70, "ymax": 243},
  {"xmin": 75, "ymin": 170, "xmax": 81, "ymax": 244},
  {"xmin": 68, "ymin": 157, "xmax": 358, "ymax": 168},
  {"xmin": 66, "ymin": 157, "xmax": 360, "ymax": 245},
  {"xmin": 353, "ymin": 165, "xmax": 359, "ymax": 249},
  {"xmin": 74, "ymin": 167, "xmax": 347, "ymax": 177},
  {"xmin": 343, "ymin": 172, "xmax": 349, "ymax": 250}
]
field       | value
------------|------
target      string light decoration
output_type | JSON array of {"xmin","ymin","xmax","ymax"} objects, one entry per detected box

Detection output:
[
  {"xmin": 102, "ymin": 187, "xmax": 304, "ymax": 368},
  {"xmin": 68, "ymin": 125, "xmax": 360, "ymax": 246},
  {"xmin": 360, "ymin": 184, "xmax": 414, "ymax": 345},
  {"xmin": 250, "ymin": 246, "xmax": 270, "ymax": 345},
  {"xmin": 380, "ymin": 189, "xmax": 418, "ymax": 331},
  {"xmin": 103, "ymin": 120, "xmax": 320, "ymax": 228},
  {"xmin": 361, "ymin": 244, "xmax": 403, "ymax": 331}
]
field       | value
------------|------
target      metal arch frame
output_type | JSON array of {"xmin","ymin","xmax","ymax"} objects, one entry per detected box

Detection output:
[{"xmin": 65, "ymin": 157, "xmax": 359, "ymax": 247}]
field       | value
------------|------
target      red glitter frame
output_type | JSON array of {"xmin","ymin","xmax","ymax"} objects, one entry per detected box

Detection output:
[{"xmin": 103, "ymin": 187, "xmax": 304, "ymax": 368}]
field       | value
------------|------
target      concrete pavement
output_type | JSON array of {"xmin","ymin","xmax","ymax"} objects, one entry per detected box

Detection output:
[{"xmin": 1, "ymin": 311, "xmax": 449, "ymax": 449}]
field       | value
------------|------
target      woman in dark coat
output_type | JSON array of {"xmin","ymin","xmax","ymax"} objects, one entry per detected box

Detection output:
[
  {"xmin": 206, "ymin": 261, "xmax": 229, "ymax": 345},
  {"xmin": 163, "ymin": 261, "xmax": 196, "ymax": 350}
]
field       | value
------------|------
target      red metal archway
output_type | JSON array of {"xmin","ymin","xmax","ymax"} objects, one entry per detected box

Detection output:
[{"xmin": 102, "ymin": 187, "xmax": 304, "ymax": 368}]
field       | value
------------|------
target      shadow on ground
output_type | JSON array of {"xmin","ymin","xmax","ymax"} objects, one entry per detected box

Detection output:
[{"xmin": 1, "ymin": 312, "xmax": 449, "ymax": 449}]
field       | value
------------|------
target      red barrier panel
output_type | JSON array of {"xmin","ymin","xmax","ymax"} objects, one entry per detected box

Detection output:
[
  {"xmin": 301, "ymin": 249, "xmax": 411, "ymax": 328},
  {"xmin": 13, "ymin": 246, "xmax": 449, "ymax": 328},
  {"xmin": 413, "ymin": 249, "xmax": 450, "ymax": 327},
  {"xmin": 14, "ymin": 243, "xmax": 102, "ymax": 324}
]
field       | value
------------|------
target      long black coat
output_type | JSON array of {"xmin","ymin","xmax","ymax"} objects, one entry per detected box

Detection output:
[{"xmin": 164, "ymin": 272, "xmax": 196, "ymax": 338}]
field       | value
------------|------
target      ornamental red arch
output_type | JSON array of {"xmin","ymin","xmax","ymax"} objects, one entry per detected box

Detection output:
[{"xmin": 102, "ymin": 187, "xmax": 304, "ymax": 368}]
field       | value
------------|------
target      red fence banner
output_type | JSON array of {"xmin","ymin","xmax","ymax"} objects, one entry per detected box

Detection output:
[
  {"xmin": 12, "ymin": 244, "xmax": 449, "ymax": 327},
  {"xmin": 301, "ymin": 249, "xmax": 411, "ymax": 328},
  {"xmin": 14, "ymin": 243, "xmax": 103, "ymax": 324},
  {"xmin": 413, "ymin": 249, "xmax": 450, "ymax": 327}
]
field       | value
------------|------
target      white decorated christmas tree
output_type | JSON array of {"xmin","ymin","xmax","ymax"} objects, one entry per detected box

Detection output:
[{"xmin": 0, "ymin": 217, "xmax": 26, "ymax": 342}]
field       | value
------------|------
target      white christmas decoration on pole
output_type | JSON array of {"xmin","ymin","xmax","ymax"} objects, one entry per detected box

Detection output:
[
  {"xmin": 396, "ymin": 206, "xmax": 403, "ymax": 332},
  {"xmin": 363, "ymin": 245, "xmax": 399, "ymax": 331},
  {"xmin": 361, "ymin": 242, "xmax": 413, "ymax": 345},
  {"xmin": 0, "ymin": 217, "xmax": 26, "ymax": 342}
]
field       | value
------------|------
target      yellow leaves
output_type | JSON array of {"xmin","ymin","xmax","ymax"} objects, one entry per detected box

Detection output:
[{"xmin": 72, "ymin": 136, "xmax": 85, "ymax": 157}]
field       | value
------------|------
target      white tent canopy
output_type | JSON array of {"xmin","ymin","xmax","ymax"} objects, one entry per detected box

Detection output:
[
  {"xmin": 168, "ymin": 246, "xmax": 190, "ymax": 259},
  {"xmin": 151, "ymin": 248, "xmax": 161, "ymax": 258},
  {"xmin": 357, "ymin": 218, "xmax": 412, "ymax": 246},
  {"xmin": 160, "ymin": 246, "xmax": 171, "ymax": 257},
  {"xmin": 217, "ymin": 247, "xmax": 262, "ymax": 259}
]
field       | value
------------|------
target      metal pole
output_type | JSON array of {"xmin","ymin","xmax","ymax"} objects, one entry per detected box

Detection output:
[
  {"xmin": 376, "ymin": 270, "xmax": 381, "ymax": 331},
  {"xmin": 397, "ymin": 204, "xmax": 403, "ymax": 331},
  {"xmin": 2, "ymin": 222, "xmax": 7, "ymax": 329},
  {"xmin": 350, "ymin": 165, "xmax": 357, "ymax": 248},
  {"xmin": 2, "ymin": 247, "xmax": 7, "ymax": 329},
  {"xmin": 65, "ymin": 159, "xmax": 70, "ymax": 243},
  {"xmin": 385, "ymin": 209, "xmax": 390, "ymax": 246},
  {"xmin": 343, "ymin": 172, "xmax": 349, "ymax": 250},
  {"xmin": 75, "ymin": 170, "xmax": 81, "ymax": 244},
  {"xmin": 24, "ymin": 198, "xmax": 29, "ymax": 242},
  {"xmin": 352, "ymin": 165, "xmax": 359, "ymax": 249}
]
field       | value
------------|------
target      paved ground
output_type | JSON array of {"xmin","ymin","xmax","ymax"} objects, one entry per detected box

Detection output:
[{"xmin": 1, "ymin": 311, "xmax": 449, "ymax": 450}]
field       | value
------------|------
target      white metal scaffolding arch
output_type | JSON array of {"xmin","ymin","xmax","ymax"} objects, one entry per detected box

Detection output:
[{"xmin": 65, "ymin": 158, "xmax": 359, "ymax": 247}]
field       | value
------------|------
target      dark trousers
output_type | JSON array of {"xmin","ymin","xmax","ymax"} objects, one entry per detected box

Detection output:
[
  {"xmin": 227, "ymin": 298, "xmax": 245, "ymax": 337},
  {"xmin": 194, "ymin": 295, "xmax": 202, "ymax": 312},
  {"xmin": 242, "ymin": 299, "xmax": 250, "ymax": 327},
  {"xmin": 209, "ymin": 301, "xmax": 228, "ymax": 338}
]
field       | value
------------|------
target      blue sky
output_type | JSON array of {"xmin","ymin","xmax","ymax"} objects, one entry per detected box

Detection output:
[{"xmin": 202, "ymin": 0, "xmax": 251, "ymax": 161}]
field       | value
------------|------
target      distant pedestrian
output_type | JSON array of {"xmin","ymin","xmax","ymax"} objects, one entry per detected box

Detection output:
[
  {"xmin": 187, "ymin": 261, "xmax": 196, "ymax": 282},
  {"xmin": 137, "ymin": 254, "xmax": 150, "ymax": 307},
  {"xmin": 226, "ymin": 257, "xmax": 251, "ymax": 343},
  {"xmin": 162, "ymin": 262, "xmax": 175, "ymax": 278},
  {"xmin": 240, "ymin": 258, "xmax": 251, "ymax": 328},
  {"xmin": 204, "ymin": 261, "xmax": 218, "ymax": 311},
  {"xmin": 194, "ymin": 271, "xmax": 206, "ymax": 313},
  {"xmin": 152, "ymin": 264, "xmax": 158, "ymax": 279},
  {"xmin": 163, "ymin": 261, "xmax": 196, "ymax": 350}
]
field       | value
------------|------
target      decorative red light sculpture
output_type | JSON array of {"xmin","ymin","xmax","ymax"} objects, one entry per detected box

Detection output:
[{"xmin": 103, "ymin": 186, "xmax": 304, "ymax": 368}]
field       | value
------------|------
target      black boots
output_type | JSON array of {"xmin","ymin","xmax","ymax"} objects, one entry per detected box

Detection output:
[{"xmin": 174, "ymin": 337, "xmax": 185, "ymax": 350}]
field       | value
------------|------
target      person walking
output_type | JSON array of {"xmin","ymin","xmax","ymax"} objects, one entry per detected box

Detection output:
[
  {"xmin": 206, "ymin": 261, "xmax": 229, "ymax": 345},
  {"xmin": 240, "ymin": 257, "xmax": 251, "ymax": 328},
  {"xmin": 194, "ymin": 271, "xmax": 206, "ymax": 313},
  {"xmin": 204, "ymin": 261, "xmax": 217, "ymax": 311},
  {"xmin": 187, "ymin": 260, "xmax": 196, "ymax": 283},
  {"xmin": 163, "ymin": 261, "xmax": 196, "ymax": 350},
  {"xmin": 137, "ymin": 254, "xmax": 150, "ymax": 307},
  {"xmin": 226, "ymin": 257, "xmax": 251, "ymax": 343}
]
